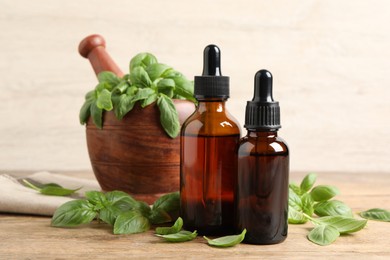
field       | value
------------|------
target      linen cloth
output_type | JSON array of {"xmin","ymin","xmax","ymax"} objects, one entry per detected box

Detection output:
[{"xmin": 0, "ymin": 171, "xmax": 100, "ymax": 216}]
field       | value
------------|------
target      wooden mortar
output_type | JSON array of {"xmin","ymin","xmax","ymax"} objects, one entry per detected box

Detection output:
[{"xmin": 79, "ymin": 34, "xmax": 194, "ymax": 203}]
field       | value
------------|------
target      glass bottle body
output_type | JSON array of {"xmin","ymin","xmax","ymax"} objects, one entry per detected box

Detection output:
[
  {"xmin": 180, "ymin": 99, "xmax": 240, "ymax": 235},
  {"xmin": 235, "ymin": 130, "xmax": 289, "ymax": 244}
]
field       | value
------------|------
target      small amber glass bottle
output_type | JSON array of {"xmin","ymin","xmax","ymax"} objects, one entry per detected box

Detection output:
[
  {"xmin": 235, "ymin": 70, "xmax": 289, "ymax": 244},
  {"xmin": 180, "ymin": 45, "xmax": 241, "ymax": 235}
]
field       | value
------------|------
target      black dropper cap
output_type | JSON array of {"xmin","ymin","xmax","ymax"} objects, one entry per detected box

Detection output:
[
  {"xmin": 244, "ymin": 70, "xmax": 281, "ymax": 130},
  {"xmin": 194, "ymin": 44, "xmax": 229, "ymax": 99}
]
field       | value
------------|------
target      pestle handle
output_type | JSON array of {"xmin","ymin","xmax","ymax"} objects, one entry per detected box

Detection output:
[{"xmin": 78, "ymin": 34, "xmax": 124, "ymax": 77}]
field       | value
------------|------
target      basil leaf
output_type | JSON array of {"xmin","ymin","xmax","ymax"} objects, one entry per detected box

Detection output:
[
  {"xmin": 155, "ymin": 217, "xmax": 183, "ymax": 235},
  {"xmin": 152, "ymin": 192, "xmax": 180, "ymax": 215},
  {"xmin": 307, "ymin": 225, "xmax": 340, "ymax": 246},
  {"xmin": 97, "ymin": 71, "xmax": 120, "ymax": 87},
  {"xmin": 172, "ymin": 77, "xmax": 196, "ymax": 102},
  {"xmin": 314, "ymin": 200, "xmax": 353, "ymax": 217},
  {"xmin": 204, "ymin": 229, "xmax": 246, "ymax": 248},
  {"xmin": 156, "ymin": 230, "xmax": 197, "ymax": 242},
  {"xmin": 96, "ymin": 88, "xmax": 113, "ymax": 111},
  {"xmin": 130, "ymin": 53, "xmax": 158, "ymax": 71},
  {"xmin": 96, "ymin": 82, "xmax": 112, "ymax": 92},
  {"xmin": 105, "ymin": 191, "xmax": 138, "ymax": 211},
  {"xmin": 146, "ymin": 63, "xmax": 172, "ymax": 81},
  {"xmin": 85, "ymin": 191, "xmax": 108, "ymax": 211},
  {"xmin": 149, "ymin": 208, "xmax": 172, "ymax": 224},
  {"xmin": 288, "ymin": 188, "xmax": 302, "ymax": 210},
  {"xmin": 99, "ymin": 191, "xmax": 139, "ymax": 225},
  {"xmin": 112, "ymin": 81, "xmax": 129, "ymax": 94},
  {"xmin": 289, "ymin": 183, "xmax": 302, "ymax": 196},
  {"xmin": 302, "ymin": 193, "xmax": 314, "ymax": 217},
  {"xmin": 359, "ymin": 208, "xmax": 390, "ymax": 222},
  {"xmin": 51, "ymin": 200, "xmax": 97, "ymax": 227},
  {"xmin": 288, "ymin": 206, "xmax": 308, "ymax": 224},
  {"xmin": 300, "ymin": 173, "xmax": 317, "ymax": 193},
  {"xmin": 141, "ymin": 93, "xmax": 158, "ymax": 108},
  {"xmin": 85, "ymin": 90, "xmax": 95, "ymax": 100},
  {"xmin": 22, "ymin": 179, "xmax": 80, "ymax": 196},
  {"xmin": 315, "ymin": 216, "xmax": 367, "ymax": 234},
  {"xmin": 133, "ymin": 88, "xmax": 156, "ymax": 102},
  {"xmin": 135, "ymin": 201, "xmax": 152, "ymax": 218},
  {"xmin": 310, "ymin": 185, "xmax": 339, "ymax": 202},
  {"xmin": 99, "ymin": 204, "xmax": 122, "ymax": 226},
  {"xmin": 113, "ymin": 210, "xmax": 150, "ymax": 235},
  {"xmin": 40, "ymin": 186, "xmax": 81, "ymax": 196},
  {"xmin": 157, "ymin": 94, "xmax": 180, "ymax": 138},
  {"xmin": 90, "ymin": 102, "xmax": 103, "ymax": 129},
  {"xmin": 113, "ymin": 94, "xmax": 133, "ymax": 120},
  {"xmin": 157, "ymin": 78, "xmax": 175, "ymax": 98},
  {"xmin": 130, "ymin": 66, "xmax": 152, "ymax": 88},
  {"xmin": 79, "ymin": 97, "xmax": 94, "ymax": 124}
]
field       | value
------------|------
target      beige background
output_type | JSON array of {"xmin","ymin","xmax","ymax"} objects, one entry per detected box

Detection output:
[{"xmin": 0, "ymin": 0, "xmax": 389, "ymax": 173}]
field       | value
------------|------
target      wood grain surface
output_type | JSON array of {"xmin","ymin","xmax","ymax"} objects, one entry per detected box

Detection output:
[{"xmin": 0, "ymin": 171, "xmax": 389, "ymax": 259}]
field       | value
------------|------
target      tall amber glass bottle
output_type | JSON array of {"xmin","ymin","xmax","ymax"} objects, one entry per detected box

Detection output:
[
  {"xmin": 235, "ymin": 70, "xmax": 289, "ymax": 244},
  {"xmin": 180, "ymin": 45, "xmax": 241, "ymax": 235}
]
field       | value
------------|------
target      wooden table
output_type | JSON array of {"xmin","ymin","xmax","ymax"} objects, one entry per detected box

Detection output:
[{"xmin": 0, "ymin": 172, "xmax": 389, "ymax": 259}]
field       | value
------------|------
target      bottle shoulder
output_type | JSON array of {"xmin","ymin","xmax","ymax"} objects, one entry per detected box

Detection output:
[
  {"xmin": 181, "ymin": 109, "xmax": 241, "ymax": 136},
  {"xmin": 238, "ymin": 134, "xmax": 289, "ymax": 155}
]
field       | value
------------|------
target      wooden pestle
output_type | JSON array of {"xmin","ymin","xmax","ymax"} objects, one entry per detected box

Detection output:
[{"xmin": 78, "ymin": 34, "xmax": 124, "ymax": 77}]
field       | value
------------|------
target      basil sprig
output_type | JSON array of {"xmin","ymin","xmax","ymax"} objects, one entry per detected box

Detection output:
[
  {"xmin": 22, "ymin": 179, "xmax": 81, "ymax": 196},
  {"xmin": 204, "ymin": 229, "xmax": 247, "ymax": 248},
  {"xmin": 289, "ymin": 173, "xmax": 368, "ymax": 246},
  {"xmin": 79, "ymin": 53, "xmax": 195, "ymax": 138},
  {"xmin": 51, "ymin": 191, "xmax": 180, "ymax": 235},
  {"xmin": 359, "ymin": 208, "xmax": 390, "ymax": 222}
]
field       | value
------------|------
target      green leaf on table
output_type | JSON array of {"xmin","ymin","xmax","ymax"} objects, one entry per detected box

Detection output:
[
  {"xmin": 307, "ymin": 225, "xmax": 340, "ymax": 246},
  {"xmin": 99, "ymin": 204, "xmax": 122, "ymax": 226},
  {"xmin": 204, "ymin": 229, "xmax": 247, "ymax": 248},
  {"xmin": 157, "ymin": 94, "xmax": 180, "ymax": 138},
  {"xmin": 148, "ymin": 208, "xmax": 172, "ymax": 224},
  {"xmin": 300, "ymin": 173, "xmax": 317, "ymax": 193},
  {"xmin": 113, "ymin": 210, "xmax": 150, "ymax": 235},
  {"xmin": 51, "ymin": 200, "xmax": 97, "ymax": 227},
  {"xmin": 146, "ymin": 63, "xmax": 172, "ymax": 81},
  {"xmin": 105, "ymin": 191, "xmax": 138, "ymax": 211},
  {"xmin": 134, "ymin": 201, "xmax": 152, "ymax": 218},
  {"xmin": 359, "ymin": 208, "xmax": 390, "ymax": 222},
  {"xmin": 130, "ymin": 53, "xmax": 158, "ymax": 71},
  {"xmin": 288, "ymin": 188, "xmax": 302, "ymax": 210},
  {"xmin": 315, "ymin": 216, "xmax": 367, "ymax": 234},
  {"xmin": 152, "ymin": 191, "xmax": 180, "ymax": 215},
  {"xmin": 155, "ymin": 217, "xmax": 184, "ymax": 235},
  {"xmin": 85, "ymin": 191, "xmax": 108, "ymax": 211},
  {"xmin": 22, "ymin": 179, "xmax": 80, "ymax": 196},
  {"xmin": 310, "ymin": 185, "xmax": 339, "ymax": 202},
  {"xmin": 156, "ymin": 230, "xmax": 197, "ymax": 242},
  {"xmin": 288, "ymin": 206, "xmax": 308, "ymax": 224},
  {"xmin": 96, "ymin": 88, "xmax": 113, "ymax": 111},
  {"xmin": 314, "ymin": 200, "xmax": 353, "ymax": 217},
  {"xmin": 301, "ymin": 193, "xmax": 314, "ymax": 217},
  {"xmin": 97, "ymin": 71, "xmax": 121, "ymax": 87},
  {"xmin": 289, "ymin": 183, "xmax": 302, "ymax": 196}
]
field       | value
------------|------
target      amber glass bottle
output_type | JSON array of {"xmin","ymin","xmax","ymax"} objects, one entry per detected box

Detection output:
[
  {"xmin": 180, "ymin": 45, "xmax": 241, "ymax": 235},
  {"xmin": 235, "ymin": 70, "xmax": 289, "ymax": 244}
]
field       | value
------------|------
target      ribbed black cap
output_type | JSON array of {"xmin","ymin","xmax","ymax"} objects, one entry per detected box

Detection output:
[
  {"xmin": 244, "ymin": 70, "xmax": 281, "ymax": 130},
  {"xmin": 194, "ymin": 44, "xmax": 229, "ymax": 98}
]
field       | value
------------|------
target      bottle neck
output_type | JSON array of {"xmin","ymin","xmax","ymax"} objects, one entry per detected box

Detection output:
[
  {"xmin": 247, "ymin": 129, "xmax": 278, "ymax": 138},
  {"xmin": 196, "ymin": 98, "xmax": 227, "ymax": 113}
]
